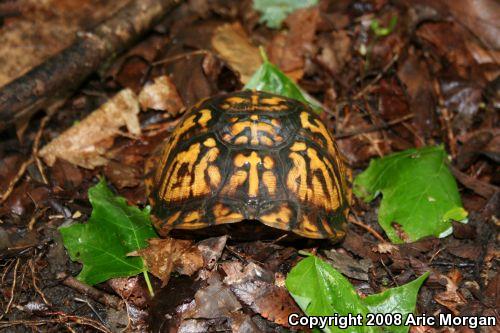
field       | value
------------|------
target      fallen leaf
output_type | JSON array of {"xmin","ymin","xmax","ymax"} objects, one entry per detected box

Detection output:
[
  {"xmin": 59, "ymin": 179, "xmax": 156, "ymax": 286},
  {"xmin": 131, "ymin": 237, "xmax": 204, "ymax": 287},
  {"xmin": 39, "ymin": 89, "xmax": 140, "ymax": 169},
  {"xmin": 375, "ymin": 242, "xmax": 398, "ymax": 254},
  {"xmin": 232, "ymin": 279, "xmax": 302, "ymax": 328},
  {"xmin": 416, "ymin": 22, "xmax": 477, "ymax": 79},
  {"xmin": 316, "ymin": 30, "xmax": 352, "ymax": 75},
  {"xmin": 268, "ymin": 6, "xmax": 320, "ymax": 76},
  {"xmin": 434, "ymin": 273, "xmax": 466, "ymax": 315},
  {"xmin": 354, "ymin": 145, "xmax": 468, "ymax": 243},
  {"xmin": 104, "ymin": 161, "xmax": 141, "ymax": 189},
  {"xmin": 397, "ymin": 50, "xmax": 437, "ymax": 139},
  {"xmin": 253, "ymin": 0, "xmax": 318, "ymax": 29},
  {"xmin": 50, "ymin": 158, "xmax": 83, "ymax": 190},
  {"xmin": 323, "ymin": 249, "xmax": 372, "ymax": 281},
  {"xmin": 191, "ymin": 273, "xmax": 242, "ymax": 318},
  {"xmin": 245, "ymin": 50, "xmax": 324, "ymax": 113},
  {"xmin": 443, "ymin": 0, "xmax": 500, "ymax": 50},
  {"xmin": 286, "ymin": 255, "xmax": 429, "ymax": 333},
  {"xmin": 108, "ymin": 276, "xmax": 149, "ymax": 308},
  {"xmin": 440, "ymin": 77, "xmax": 483, "ymax": 135},
  {"xmin": 211, "ymin": 23, "xmax": 262, "ymax": 84},
  {"xmin": 196, "ymin": 235, "xmax": 228, "ymax": 269},
  {"xmin": 138, "ymin": 75, "xmax": 184, "ymax": 115},
  {"xmin": 221, "ymin": 261, "xmax": 301, "ymax": 328}
]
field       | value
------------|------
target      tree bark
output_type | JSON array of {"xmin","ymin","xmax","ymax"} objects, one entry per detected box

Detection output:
[{"xmin": 0, "ymin": 0, "xmax": 181, "ymax": 132}]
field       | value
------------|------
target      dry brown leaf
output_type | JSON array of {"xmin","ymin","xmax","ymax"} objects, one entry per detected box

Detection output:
[
  {"xmin": 39, "ymin": 89, "xmax": 140, "ymax": 169},
  {"xmin": 434, "ymin": 271, "xmax": 466, "ymax": 315},
  {"xmin": 211, "ymin": 22, "xmax": 262, "ymax": 84},
  {"xmin": 131, "ymin": 237, "xmax": 203, "ymax": 287},
  {"xmin": 138, "ymin": 75, "xmax": 184, "ymax": 116},
  {"xmin": 316, "ymin": 30, "xmax": 352, "ymax": 75},
  {"xmin": 268, "ymin": 6, "xmax": 320, "ymax": 78},
  {"xmin": 230, "ymin": 280, "xmax": 302, "ymax": 328},
  {"xmin": 220, "ymin": 261, "xmax": 302, "ymax": 328},
  {"xmin": 443, "ymin": 0, "xmax": 500, "ymax": 50},
  {"xmin": 375, "ymin": 242, "xmax": 398, "ymax": 254}
]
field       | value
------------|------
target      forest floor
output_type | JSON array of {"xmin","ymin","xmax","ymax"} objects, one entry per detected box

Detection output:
[{"xmin": 0, "ymin": 0, "xmax": 498, "ymax": 332}]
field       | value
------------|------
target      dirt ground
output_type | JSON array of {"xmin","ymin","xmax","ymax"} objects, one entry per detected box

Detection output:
[{"xmin": 0, "ymin": 0, "xmax": 498, "ymax": 332}]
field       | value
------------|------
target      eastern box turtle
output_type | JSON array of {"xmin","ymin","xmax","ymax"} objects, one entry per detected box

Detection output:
[{"xmin": 146, "ymin": 91, "xmax": 351, "ymax": 240}]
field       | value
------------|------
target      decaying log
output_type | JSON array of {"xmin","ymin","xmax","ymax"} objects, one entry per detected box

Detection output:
[{"xmin": 0, "ymin": 0, "xmax": 181, "ymax": 132}]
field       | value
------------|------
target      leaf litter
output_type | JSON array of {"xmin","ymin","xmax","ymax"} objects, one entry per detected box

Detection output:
[{"xmin": 0, "ymin": 0, "xmax": 498, "ymax": 332}]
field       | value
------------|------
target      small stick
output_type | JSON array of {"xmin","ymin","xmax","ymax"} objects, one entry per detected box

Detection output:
[
  {"xmin": 348, "ymin": 215, "xmax": 386, "ymax": 243},
  {"xmin": 353, "ymin": 52, "xmax": 400, "ymax": 100},
  {"xmin": 28, "ymin": 207, "xmax": 49, "ymax": 231},
  {"xmin": 152, "ymin": 49, "xmax": 210, "ymax": 65},
  {"xmin": 74, "ymin": 298, "xmax": 105, "ymax": 324},
  {"xmin": 32, "ymin": 114, "xmax": 52, "ymax": 184},
  {"xmin": 0, "ymin": 157, "xmax": 33, "ymax": 204},
  {"xmin": 29, "ymin": 259, "xmax": 52, "ymax": 306},
  {"xmin": 3, "ymin": 258, "xmax": 20, "ymax": 316},
  {"xmin": 62, "ymin": 276, "xmax": 123, "ymax": 310},
  {"xmin": 335, "ymin": 114, "xmax": 414, "ymax": 139}
]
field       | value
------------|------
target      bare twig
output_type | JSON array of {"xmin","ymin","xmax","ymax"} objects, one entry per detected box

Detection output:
[
  {"xmin": 62, "ymin": 276, "xmax": 123, "ymax": 310},
  {"xmin": 0, "ymin": 0, "xmax": 183, "ymax": 132},
  {"xmin": 0, "ymin": 157, "xmax": 33, "ymax": 204},
  {"xmin": 353, "ymin": 52, "xmax": 400, "ymax": 100},
  {"xmin": 152, "ymin": 49, "xmax": 210, "ymax": 65},
  {"xmin": 29, "ymin": 259, "xmax": 52, "ymax": 306},
  {"xmin": 0, "ymin": 313, "xmax": 112, "ymax": 333},
  {"xmin": 32, "ymin": 114, "xmax": 52, "ymax": 184},
  {"xmin": 28, "ymin": 207, "xmax": 49, "ymax": 231},
  {"xmin": 335, "ymin": 114, "xmax": 414, "ymax": 139},
  {"xmin": 348, "ymin": 215, "xmax": 386, "ymax": 243},
  {"xmin": 3, "ymin": 258, "xmax": 20, "ymax": 316},
  {"xmin": 74, "ymin": 298, "xmax": 105, "ymax": 324}
]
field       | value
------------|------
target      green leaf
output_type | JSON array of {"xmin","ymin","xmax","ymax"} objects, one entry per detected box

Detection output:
[
  {"xmin": 370, "ymin": 15, "xmax": 398, "ymax": 37},
  {"xmin": 353, "ymin": 145, "xmax": 467, "ymax": 243},
  {"xmin": 286, "ymin": 256, "xmax": 428, "ymax": 333},
  {"xmin": 245, "ymin": 48, "xmax": 323, "ymax": 113},
  {"xmin": 60, "ymin": 179, "xmax": 157, "ymax": 286},
  {"xmin": 286, "ymin": 256, "xmax": 373, "ymax": 333},
  {"xmin": 253, "ymin": 0, "xmax": 318, "ymax": 29},
  {"xmin": 364, "ymin": 272, "xmax": 429, "ymax": 333}
]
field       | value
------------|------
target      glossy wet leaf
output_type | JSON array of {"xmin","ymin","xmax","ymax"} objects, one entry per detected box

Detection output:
[
  {"xmin": 364, "ymin": 273, "xmax": 429, "ymax": 333},
  {"xmin": 253, "ymin": 0, "xmax": 318, "ymax": 29},
  {"xmin": 244, "ymin": 50, "xmax": 323, "ymax": 113},
  {"xmin": 285, "ymin": 255, "xmax": 428, "ymax": 333},
  {"xmin": 60, "ymin": 179, "xmax": 157, "ymax": 285},
  {"xmin": 354, "ymin": 145, "xmax": 467, "ymax": 243}
]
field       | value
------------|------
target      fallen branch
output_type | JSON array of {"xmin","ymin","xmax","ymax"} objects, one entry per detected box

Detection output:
[{"xmin": 0, "ymin": 0, "xmax": 182, "ymax": 132}]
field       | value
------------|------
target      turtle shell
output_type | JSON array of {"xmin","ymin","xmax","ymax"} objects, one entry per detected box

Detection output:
[{"xmin": 146, "ymin": 90, "xmax": 351, "ymax": 240}]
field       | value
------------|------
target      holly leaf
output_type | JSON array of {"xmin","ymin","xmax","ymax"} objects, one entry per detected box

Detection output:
[
  {"xmin": 253, "ymin": 0, "xmax": 318, "ymax": 29},
  {"xmin": 245, "ymin": 48, "xmax": 323, "ymax": 113},
  {"xmin": 353, "ymin": 145, "xmax": 467, "ymax": 243},
  {"xmin": 286, "ymin": 255, "xmax": 428, "ymax": 333},
  {"xmin": 60, "ymin": 179, "xmax": 157, "ymax": 287}
]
